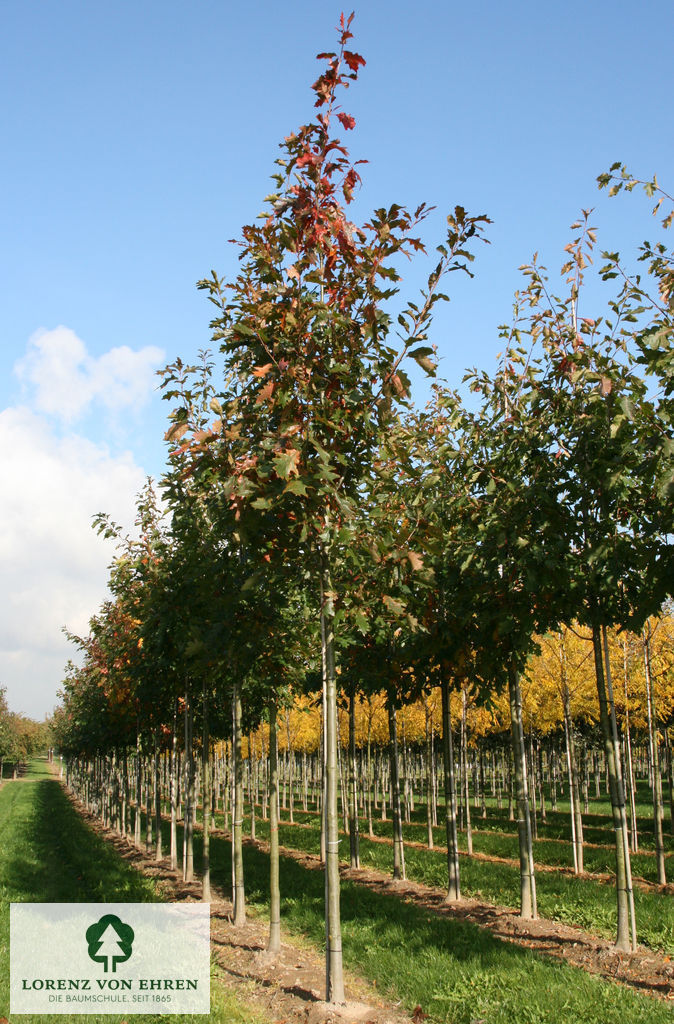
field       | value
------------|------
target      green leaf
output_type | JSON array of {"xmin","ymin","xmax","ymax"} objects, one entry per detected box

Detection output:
[
  {"xmin": 283, "ymin": 479, "xmax": 308, "ymax": 496},
  {"xmin": 354, "ymin": 610, "xmax": 368, "ymax": 634},
  {"xmin": 273, "ymin": 449, "xmax": 300, "ymax": 479}
]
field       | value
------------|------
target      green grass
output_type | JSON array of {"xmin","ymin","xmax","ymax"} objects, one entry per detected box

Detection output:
[
  {"xmin": 0, "ymin": 758, "xmax": 266, "ymax": 1024},
  {"xmin": 146, "ymin": 810, "xmax": 673, "ymax": 1024},
  {"xmin": 240, "ymin": 814, "xmax": 674, "ymax": 953},
  {"xmin": 256, "ymin": 804, "xmax": 674, "ymax": 882}
]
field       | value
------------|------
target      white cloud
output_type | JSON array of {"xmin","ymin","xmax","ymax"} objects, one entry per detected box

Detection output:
[
  {"xmin": 14, "ymin": 326, "xmax": 164, "ymax": 423},
  {"xmin": 0, "ymin": 330, "xmax": 164, "ymax": 720}
]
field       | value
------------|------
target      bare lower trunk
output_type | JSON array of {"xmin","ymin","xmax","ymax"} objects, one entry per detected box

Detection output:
[
  {"xmin": 388, "ymin": 693, "xmax": 406, "ymax": 881},
  {"xmin": 170, "ymin": 699, "xmax": 178, "ymax": 869},
  {"xmin": 202, "ymin": 682, "xmax": 211, "ymax": 901},
  {"xmin": 594, "ymin": 625, "xmax": 635, "ymax": 951},
  {"xmin": 267, "ymin": 699, "xmax": 281, "ymax": 953},
  {"xmin": 441, "ymin": 677, "xmax": 460, "ymax": 900},
  {"xmin": 321, "ymin": 548, "xmax": 345, "ymax": 1004},
  {"xmin": 461, "ymin": 687, "xmax": 473, "ymax": 856},
  {"xmin": 508, "ymin": 662, "xmax": 537, "ymax": 919},
  {"xmin": 643, "ymin": 628, "xmax": 666, "ymax": 885},
  {"xmin": 348, "ymin": 688, "xmax": 360, "ymax": 868},
  {"xmin": 134, "ymin": 723, "xmax": 142, "ymax": 847},
  {"xmin": 424, "ymin": 698, "xmax": 434, "ymax": 850},
  {"xmin": 184, "ymin": 693, "xmax": 194, "ymax": 882},
  {"xmin": 562, "ymin": 683, "xmax": 584, "ymax": 874},
  {"xmin": 664, "ymin": 727, "xmax": 674, "ymax": 837},
  {"xmin": 366, "ymin": 708, "xmax": 374, "ymax": 839},
  {"xmin": 154, "ymin": 732, "xmax": 162, "ymax": 861},
  {"xmin": 232, "ymin": 681, "xmax": 246, "ymax": 925},
  {"xmin": 623, "ymin": 638, "xmax": 639, "ymax": 853}
]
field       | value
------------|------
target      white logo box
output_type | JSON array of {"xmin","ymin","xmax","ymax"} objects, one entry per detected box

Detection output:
[{"xmin": 10, "ymin": 902, "xmax": 210, "ymax": 1014}]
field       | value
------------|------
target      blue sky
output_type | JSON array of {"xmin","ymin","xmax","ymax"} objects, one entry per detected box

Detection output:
[{"xmin": 1, "ymin": 0, "xmax": 672, "ymax": 718}]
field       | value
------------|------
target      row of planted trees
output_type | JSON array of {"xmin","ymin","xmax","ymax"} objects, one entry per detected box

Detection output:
[
  {"xmin": 52, "ymin": 15, "xmax": 673, "ymax": 1004},
  {"xmin": 62, "ymin": 637, "xmax": 674, "ymax": 871},
  {"xmin": 0, "ymin": 686, "xmax": 49, "ymax": 778}
]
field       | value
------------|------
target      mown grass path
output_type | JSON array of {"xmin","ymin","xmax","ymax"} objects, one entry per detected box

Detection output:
[{"xmin": 0, "ymin": 760, "xmax": 264, "ymax": 1024}]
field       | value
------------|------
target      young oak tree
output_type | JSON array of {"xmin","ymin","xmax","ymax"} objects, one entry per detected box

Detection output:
[
  {"xmin": 167, "ymin": 15, "xmax": 488, "ymax": 1003},
  {"xmin": 506, "ymin": 199, "xmax": 674, "ymax": 949}
]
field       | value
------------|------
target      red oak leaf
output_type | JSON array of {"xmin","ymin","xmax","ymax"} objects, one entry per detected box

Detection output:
[
  {"xmin": 343, "ymin": 50, "xmax": 366, "ymax": 72},
  {"xmin": 337, "ymin": 112, "xmax": 356, "ymax": 130}
]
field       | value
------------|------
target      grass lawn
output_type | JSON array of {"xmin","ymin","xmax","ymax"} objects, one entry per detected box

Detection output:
[{"xmin": 0, "ymin": 758, "xmax": 265, "ymax": 1024}]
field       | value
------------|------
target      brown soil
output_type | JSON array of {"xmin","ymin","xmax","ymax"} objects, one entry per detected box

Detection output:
[{"xmin": 59, "ymin": 779, "xmax": 674, "ymax": 1018}]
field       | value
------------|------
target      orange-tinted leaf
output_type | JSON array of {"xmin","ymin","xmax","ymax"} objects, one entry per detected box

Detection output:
[
  {"xmin": 256, "ymin": 381, "xmax": 275, "ymax": 404},
  {"xmin": 407, "ymin": 551, "xmax": 424, "ymax": 571},
  {"xmin": 164, "ymin": 421, "xmax": 189, "ymax": 442},
  {"xmin": 383, "ymin": 594, "xmax": 406, "ymax": 616},
  {"xmin": 337, "ymin": 112, "xmax": 356, "ymax": 131}
]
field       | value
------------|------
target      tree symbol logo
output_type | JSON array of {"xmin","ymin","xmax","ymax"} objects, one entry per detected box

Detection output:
[{"xmin": 86, "ymin": 914, "xmax": 135, "ymax": 973}]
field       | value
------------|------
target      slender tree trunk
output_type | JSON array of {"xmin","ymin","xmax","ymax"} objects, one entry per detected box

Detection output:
[
  {"xmin": 184, "ymin": 693, "xmax": 194, "ymax": 882},
  {"xmin": 145, "ymin": 754, "xmax": 153, "ymax": 853},
  {"xmin": 664, "ymin": 726, "xmax": 674, "ymax": 837},
  {"xmin": 348, "ymin": 688, "xmax": 360, "ymax": 869},
  {"xmin": 134, "ymin": 721, "xmax": 142, "ymax": 847},
  {"xmin": 508, "ymin": 662, "xmax": 537, "ymax": 919},
  {"xmin": 232, "ymin": 681, "xmax": 246, "ymax": 925},
  {"xmin": 249, "ymin": 734, "xmax": 257, "ymax": 842},
  {"xmin": 152, "ymin": 735, "xmax": 162, "ymax": 859},
  {"xmin": 528, "ymin": 734, "xmax": 538, "ymax": 841},
  {"xmin": 441, "ymin": 677, "xmax": 461, "ymax": 901},
  {"xmin": 461, "ymin": 688, "xmax": 473, "ymax": 855},
  {"xmin": 286, "ymin": 712, "xmax": 295, "ymax": 825},
  {"xmin": 261, "ymin": 729, "xmax": 268, "ymax": 821},
  {"xmin": 643, "ymin": 628, "xmax": 666, "ymax": 884},
  {"xmin": 202, "ymin": 682, "xmax": 211, "ymax": 901},
  {"xmin": 170, "ymin": 699, "xmax": 178, "ymax": 870},
  {"xmin": 594, "ymin": 625, "xmax": 635, "ymax": 951},
  {"xmin": 562, "ymin": 684, "xmax": 584, "ymax": 874},
  {"xmin": 387, "ymin": 692, "xmax": 406, "ymax": 881},
  {"xmin": 121, "ymin": 750, "xmax": 128, "ymax": 836},
  {"xmin": 507, "ymin": 753, "xmax": 514, "ymax": 821},
  {"xmin": 366, "ymin": 705, "xmax": 374, "ymax": 839},
  {"xmin": 623, "ymin": 637, "xmax": 639, "ymax": 853},
  {"xmin": 537, "ymin": 742, "xmax": 546, "ymax": 823},
  {"xmin": 321, "ymin": 548, "xmax": 345, "ymax": 1004},
  {"xmin": 319, "ymin": 687, "xmax": 326, "ymax": 864},
  {"xmin": 336, "ymin": 710, "xmax": 348, "ymax": 835},
  {"xmin": 424, "ymin": 697, "xmax": 434, "ymax": 849},
  {"xmin": 268, "ymin": 699, "xmax": 281, "ymax": 954}
]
